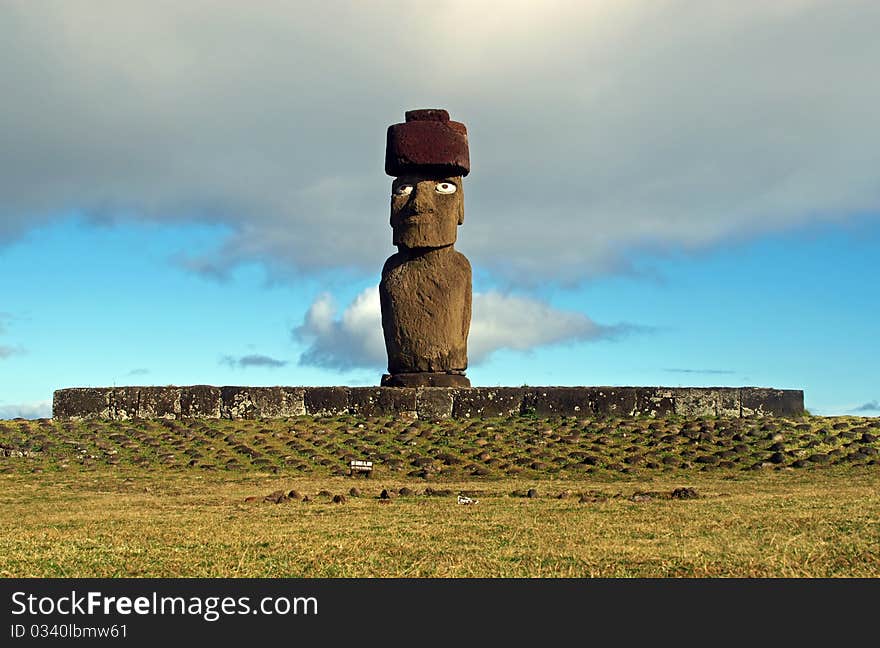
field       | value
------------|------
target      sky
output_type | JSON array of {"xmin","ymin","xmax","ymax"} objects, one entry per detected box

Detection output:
[{"xmin": 1, "ymin": 1, "xmax": 878, "ymax": 418}]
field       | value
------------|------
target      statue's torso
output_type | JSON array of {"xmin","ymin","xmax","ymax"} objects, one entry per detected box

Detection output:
[{"xmin": 379, "ymin": 246, "xmax": 472, "ymax": 374}]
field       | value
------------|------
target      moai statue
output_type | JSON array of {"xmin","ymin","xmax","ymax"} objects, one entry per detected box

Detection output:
[{"xmin": 379, "ymin": 109, "xmax": 472, "ymax": 387}]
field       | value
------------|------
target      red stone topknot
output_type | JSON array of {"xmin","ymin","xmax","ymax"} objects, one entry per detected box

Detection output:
[{"xmin": 385, "ymin": 108, "xmax": 469, "ymax": 177}]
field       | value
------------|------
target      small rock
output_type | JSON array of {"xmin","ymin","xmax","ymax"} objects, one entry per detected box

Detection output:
[
  {"xmin": 808, "ymin": 453, "xmax": 830, "ymax": 464},
  {"xmin": 398, "ymin": 487, "xmax": 413, "ymax": 496},
  {"xmin": 671, "ymin": 487, "xmax": 699, "ymax": 500},
  {"xmin": 318, "ymin": 489, "xmax": 332, "ymax": 497},
  {"xmin": 769, "ymin": 452, "xmax": 786, "ymax": 464},
  {"xmin": 630, "ymin": 493, "xmax": 652, "ymax": 502},
  {"xmin": 526, "ymin": 488, "xmax": 538, "ymax": 499},
  {"xmin": 578, "ymin": 493, "xmax": 607, "ymax": 503},
  {"xmin": 264, "ymin": 490, "xmax": 288, "ymax": 504},
  {"xmin": 302, "ymin": 495, "xmax": 311, "ymax": 503},
  {"xmin": 244, "ymin": 496, "xmax": 260, "ymax": 503},
  {"xmin": 379, "ymin": 489, "xmax": 391, "ymax": 500},
  {"xmin": 332, "ymin": 494, "xmax": 346, "ymax": 504},
  {"xmin": 861, "ymin": 432, "xmax": 877, "ymax": 443},
  {"xmin": 348, "ymin": 487, "xmax": 361, "ymax": 497},
  {"xmin": 288, "ymin": 490, "xmax": 302, "ymax": 500}
]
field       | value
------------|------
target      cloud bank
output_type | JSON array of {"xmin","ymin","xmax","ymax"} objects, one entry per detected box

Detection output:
[
  {"xmin": 2, "ymin": 2, "xmax": 879, "ymax": 284},
  {"xmin": 293, "ymin": 287, "xmax": 626, "ymax": 371},
  {"xmin": 0, "ymin": 401, "xmax": 52, "ymax": 420},
  {"xmin": 853, "ymin": 400, "xmax": 879, "ymax": 412},
  {"xmin": 220, "ymin": 354, "xmax": 288, "ymax": 369}
]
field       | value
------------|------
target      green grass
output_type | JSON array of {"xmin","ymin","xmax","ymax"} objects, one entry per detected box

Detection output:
[{"xmin": 0, "ymin": 415, "xmax": 878, "ymax": 577}]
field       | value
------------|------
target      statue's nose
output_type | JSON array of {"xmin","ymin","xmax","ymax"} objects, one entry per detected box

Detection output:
[{"xmin": 411, "ymin": 184, "xmax": 434, "ymax": 212}]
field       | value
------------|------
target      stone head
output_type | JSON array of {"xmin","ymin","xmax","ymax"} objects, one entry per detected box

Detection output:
[
  {"xmin": 385, "ymin": 108, "xmax": 469, "ymax": 249},
  {"xmin": 390, "ymin": 173, "xmax": 463, "ymax": 248}
]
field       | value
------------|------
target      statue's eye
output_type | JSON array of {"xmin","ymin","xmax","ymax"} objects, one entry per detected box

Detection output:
[
  {"xmin": 435, "ymin": 182, "xmax": 457, "ymax": 194},
  {"xmin": 394, "ymin": 184, "xmax": 413, "ymax": 196}
]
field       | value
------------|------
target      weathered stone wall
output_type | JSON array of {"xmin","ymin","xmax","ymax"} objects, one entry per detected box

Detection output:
[{"xmin": 53, "ymin": 386, "xmax": 804, "ymax": 420}]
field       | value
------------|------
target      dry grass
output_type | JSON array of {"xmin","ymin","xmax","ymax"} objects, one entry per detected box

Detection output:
[{"xmin": 1, "ymin": 466, "xmax": 877, "ymax": 577}]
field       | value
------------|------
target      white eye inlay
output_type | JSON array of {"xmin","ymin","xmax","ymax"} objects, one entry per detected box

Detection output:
[
  {"xmin": 435, "ymin": 182, "xmax": 457, "ymax": 194},
  {"xmin": 394, "ymin": 184, "xmax": 413, "ymax": 196}
]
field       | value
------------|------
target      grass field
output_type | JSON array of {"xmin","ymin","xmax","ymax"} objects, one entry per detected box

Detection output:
[{"xmin": 1, "ymin": 414, "xmax": 878, "ymax": 577}]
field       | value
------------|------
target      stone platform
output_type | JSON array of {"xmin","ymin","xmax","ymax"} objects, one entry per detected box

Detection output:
[{"xmin": 53, "ymin": 386, "xmax": 804, "ymax": 421}]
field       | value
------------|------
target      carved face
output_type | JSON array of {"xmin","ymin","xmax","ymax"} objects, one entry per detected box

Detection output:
[{"xmin": 390, "ymin": 174, "xmax": 464, "ymax": 249}]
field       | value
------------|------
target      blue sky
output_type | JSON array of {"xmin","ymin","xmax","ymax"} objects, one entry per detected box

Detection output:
[
  {"xmin": 1, "ymin": 213, "xmax": 876, "ymax": 418},
  {"xmin": 1, "ymin": 2, "xmax": 878, "ymax": 418}
]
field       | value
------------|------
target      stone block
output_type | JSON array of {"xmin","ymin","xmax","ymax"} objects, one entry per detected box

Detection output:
[
  {"xmin": 522, "ymin": 387, "xmax": 595, "ymax": 417},
  {"xmin": 237, "ymin": 387, "xmax": 306, "ymax": 418},
  {"xmin": 275, "ymin": 387, "xmax": 306, "ymax": 417},
  {"xmin": 717, "ymin": 388, "xmax": 741, "ymax": 417},
  {"xmin": 138, "ymin": 387, "xmax": 181, "ymax": 419},
  {"xmin": 112, "ymin": 387, "xmax": 141, "ymax": 420},
  {"xmin": 221, "ymin": 387, "xmax": 257, "ymax": 419},
  {"xmin": 349, "ymin": 388, "xmax": 417, "ymax": 417},
  {"xmin": 672, "ymin": 388, "xmax": 720, "ymax": 417},
  {"xmin": 742, "ymin": 388, "xmax": 803, "ymax": 417},
  {"xmin": 592, "ymin": 387, "xmax": 639, "ymax": 416},
  {"xmin": 181, "ymin": 386, "xmax": 222, "ymax": 418},
  {"xmin": 452, "ymin": 387, "xmax": 524, "ymax": 418},
  {"xmin": 219, "ymin": 387, "xmax": 303, "ymax": 419},
  {"xmin": 416, "ymin": 388, "xmax": 455, "ymax": 420},
  {"xmin": 53, "ymin": 388, "xmax": 112, "ymax": 420},
  {"xmin": 635, "ymin": 388, "xmax": 676, "ymax": 417},
  {"xmin": 303, "ymin": 387, "xmax": 350, "ymax": 416}
]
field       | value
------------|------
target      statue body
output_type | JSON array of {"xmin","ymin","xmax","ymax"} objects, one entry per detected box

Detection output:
[
  {"xmin": 380, "ymin": 245, "xmax": 471, "ymax": 382},
  {"xmin": 379, "ymin": 110, "xmax": 473, "ymax": 387}
]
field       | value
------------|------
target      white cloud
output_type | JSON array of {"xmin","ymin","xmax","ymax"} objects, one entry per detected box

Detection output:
[
  {"xmin": 293, "ymin": 286, "xmax": 626, "ymax": 371},
  {"xmin": 467, "ymin": 292, "xmax": 615, "ymax": 362},
  {"xmin": 1, "ymin": 2, "xmax": 878, "ymax": 284},
  {"xmin": 293, "ymin": 290, "xmax": 387, "ymax": 371},
  {"xmin": 0, "ymin": 400, "xmax": 52, "ymax": 420}
]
